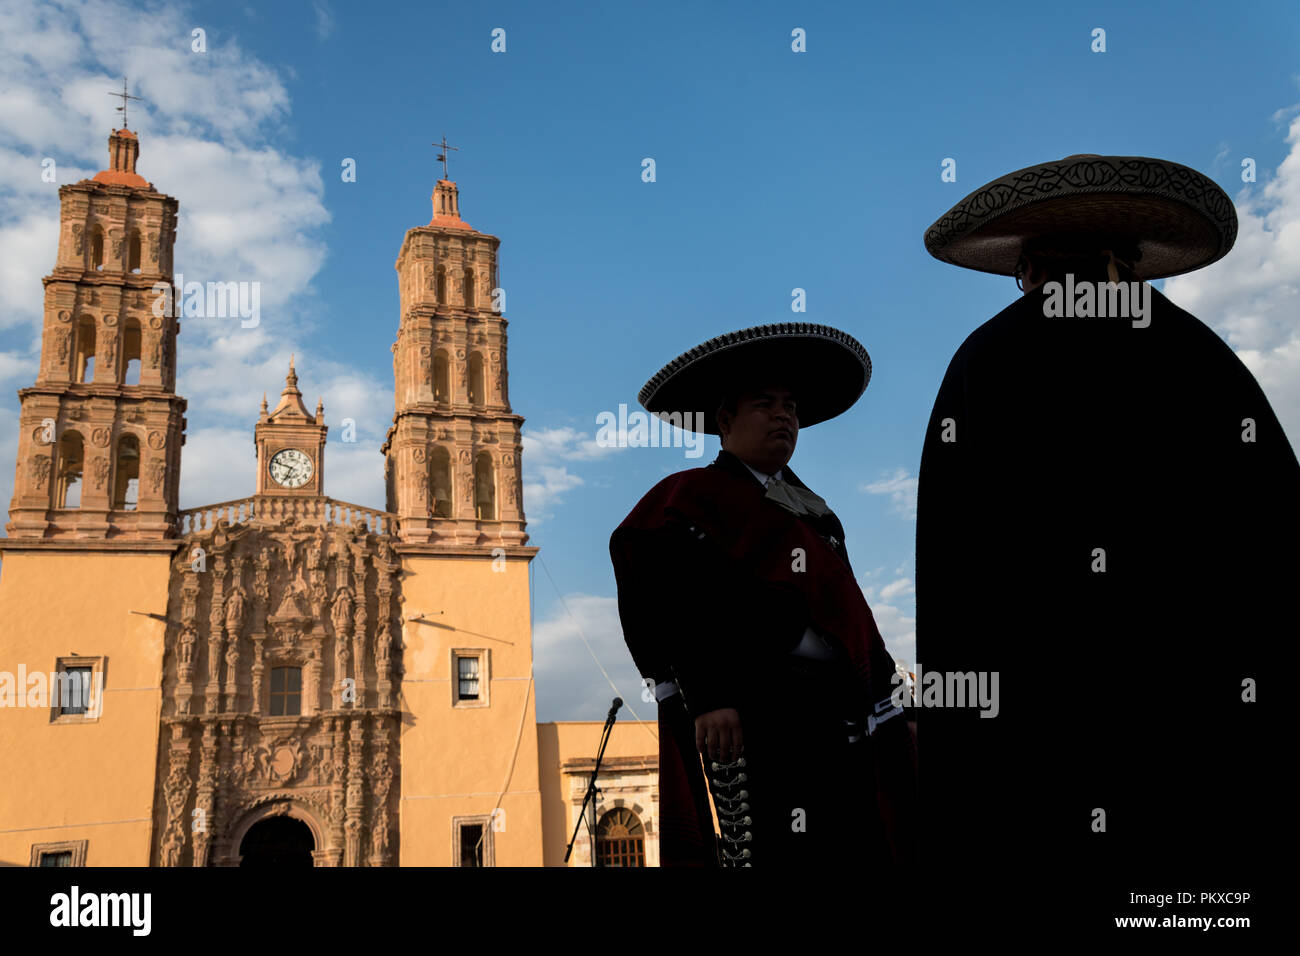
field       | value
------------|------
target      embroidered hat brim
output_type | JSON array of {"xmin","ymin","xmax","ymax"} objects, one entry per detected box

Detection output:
[
  {"xmin": 923, "ymin": 154, "xmax": 1237, "ymax": 280},
  {"xmin": 638, "ymin": 323, "xmax": 871, "ymax": 435}
]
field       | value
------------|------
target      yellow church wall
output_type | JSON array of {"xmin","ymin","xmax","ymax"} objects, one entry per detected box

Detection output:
[
  {"xmin": 0, "ymin": 548, "xmax": 173, "ymax": 867},
  {"xmin": 396, "ymin": 550, "xmax": 544, "ymax": 866},
  {"xmin": 538, "ymin": 719, "xmax": 661, "ymax": 866}
]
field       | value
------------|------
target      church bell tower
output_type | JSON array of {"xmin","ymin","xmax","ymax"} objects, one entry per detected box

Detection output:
[
  {"xmin": 382, "ymin": 164, "xmax": 528, "ymax": 548},
  {"xmin": 5, "ymin": 122, "xmax": 185, "ymax": 539}
]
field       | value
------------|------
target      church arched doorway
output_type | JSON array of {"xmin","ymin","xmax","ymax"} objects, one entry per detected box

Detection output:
[{"xmin": 239, "ymin": 816, "xmax": 315, "ymax": 867}]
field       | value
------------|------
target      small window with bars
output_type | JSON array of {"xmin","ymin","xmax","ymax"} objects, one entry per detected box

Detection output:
[
  {"xmin": 459, "ymin": 824, "xmax": 484, "ymax": 867},
  {"xmin": 30, "ymin": 840, "xmax": 87, "ymax": 866},
  {"xmin": 456, "ymin": 655, "xmax": 480, "ymax": 701},
  {"xmin": 269, "ymin": 667, "xmax": 302, "ymax": 716},
  {"xmin": 56, "ymin": 666, "xmax": 93, "ymax": 716}
]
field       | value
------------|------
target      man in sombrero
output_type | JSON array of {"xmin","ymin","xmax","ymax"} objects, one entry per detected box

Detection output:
[
  {"xmin": 609, "ymin": 323, "xmax": 917, "ymax": 869},
  {"xmin": 918, "ymin": 155, "xmax": 1297, "ymax": 904}
]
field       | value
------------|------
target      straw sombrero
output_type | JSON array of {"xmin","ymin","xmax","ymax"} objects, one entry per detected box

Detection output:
[
  {"xmin": 638, "ymin": 323, "xmax": 871, "ymax": 435},
  {"xmin": 923, "ymin": 154, "xmax": 1237, "ymax": 280}
]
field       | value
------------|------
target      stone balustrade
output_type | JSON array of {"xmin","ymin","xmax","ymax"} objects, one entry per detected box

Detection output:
[{"xmin": 176, "ymin": 496, "xmax": 398, "ymax": 536}]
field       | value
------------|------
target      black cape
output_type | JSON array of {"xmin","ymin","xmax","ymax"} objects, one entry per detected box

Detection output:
[{"xmin": 916, "ymin": 283, "xmax": 1297, "ymax": 910}]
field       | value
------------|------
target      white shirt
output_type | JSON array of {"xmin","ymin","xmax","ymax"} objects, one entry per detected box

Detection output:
[
  {"xmin": 741, "ymin": 461, "xmax": 784, "ymax": 487},
  {"xmin": 738, "ymin": 458, "xmax": 833, "ymax": 660}
]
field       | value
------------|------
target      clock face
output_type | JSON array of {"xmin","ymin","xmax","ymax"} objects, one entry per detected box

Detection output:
[{"xmin": 269, "ymin": 448, "xmax": 313, "ymax": 489}]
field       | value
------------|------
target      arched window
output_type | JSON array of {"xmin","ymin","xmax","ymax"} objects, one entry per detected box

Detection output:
[
  {"xmin": 128, "ymin": 231, "xmax": 142, "ymax": 273},
  {"xmin": 90, "ymin": 226, "xmax": 104, "ymax": 270},
  {"xmin": 474, "ymin": 452, "xmax": 495, "ymax": 520},
  {"xmin": 436, "ymin": 266, "xmax": 447, "ymax": 305},
  {"xmin": 75, "ymin": 317, "xmax": 96, "ymax": 383},
  {"xmin": 269, "ymin": 667, "xmax": 303, "ymax": 716},
  {"xmin": 431, "ymin": 447, "xmax": 452, "ymax": 518},
  {"xmin": 433, "ymin": 351, "xmax": 450, "ymax": 403},
  {"xmin": 596, "ymin": 808, "xmax": 646, "ymax": 867},
  {"xmin": 112, "ymin": 434, "xmax": 139, "ymax": 510},
  {"xmin": 56, "ymin": 431, "xmax": 84, "ymax": 509},
  {"xmin": 463, "ymin": 267, "xmax": 475, "ymax": 308},
  {"xmin": 123, "ymin": 318, "xmax": 141, "ymax": 385},
  {"xmin": 468, "ymin": 352, "xmax": 485, "ymax": 406}
]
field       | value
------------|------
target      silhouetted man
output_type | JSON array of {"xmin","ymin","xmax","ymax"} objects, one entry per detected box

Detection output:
[
  {"xmin": 610, "ymin": 323, "xmax": 917, "ymax": 869},
  {"xmin": 917, "ymin": 154, "xmax": 1297, "ymax": 912}
]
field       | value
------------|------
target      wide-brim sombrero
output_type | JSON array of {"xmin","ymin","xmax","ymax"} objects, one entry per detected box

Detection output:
[
  {"xmin": 924, "ymin": 154, "xmax": 1237, "ymax": 280},
  {"xmin": 638, "ymin": 323, "xmax": 871, "ymax": 435}
]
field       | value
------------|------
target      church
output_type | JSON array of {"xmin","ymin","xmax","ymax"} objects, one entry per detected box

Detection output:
[{"xmin": 0, "ymin": 122, "xmax": 661, "ymax": 867}]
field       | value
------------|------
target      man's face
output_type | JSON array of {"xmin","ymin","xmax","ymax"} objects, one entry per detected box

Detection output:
[{"xmin": 718, "ymin": 385, "xmax": 799, "ymax": 474}]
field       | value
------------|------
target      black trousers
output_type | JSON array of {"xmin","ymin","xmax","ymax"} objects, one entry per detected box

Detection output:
[{"xmin": 721, "ymin": 656, "xmax": 888, "ymax": 868}]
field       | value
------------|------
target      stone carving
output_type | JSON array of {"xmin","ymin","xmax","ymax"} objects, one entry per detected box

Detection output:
[
  {"xmin": 149, "ymin": 458, "xmax": 166, "ymax": 494},
  {"xmin": 225, "ymin": 641, "xmax": 240, "ymax": 689},
  {"xmin": 148, "ymin": 430, "xmax": 166, "ymax": 450},
  {"xmin": 178, "ymin": 625, "xmax": 197, "ymax": 672},
  {"xmin": 91, "ymin": 427, "xmax": 111, "ymax": 448},
  {"xmin": 92, "ymin": 455, "xmax": 110, "ymax": 490},
  {"xmin": 225, "ymin": 584, "xmax": 248, "ymax": 636},
  {"xmin": 28, "ymin": 456, "xmax": 51, "ymax": 491},
  {"xmin": 331, "ymin": 587, "xmax": 354, "ymax": 635},
  {"xmin": 71, "ymin": 224, "xmax": 83, "ymax": 255}
]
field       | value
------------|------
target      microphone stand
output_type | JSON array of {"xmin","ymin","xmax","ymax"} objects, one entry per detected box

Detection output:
[{"xmin": 564, "ymin": 697, "xmax": 622, "ymax": 866}]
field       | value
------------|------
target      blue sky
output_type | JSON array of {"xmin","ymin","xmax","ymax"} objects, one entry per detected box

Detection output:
[{"xmin": 2, "ymin": 0, "xmax": 1298, "ymax": 721}]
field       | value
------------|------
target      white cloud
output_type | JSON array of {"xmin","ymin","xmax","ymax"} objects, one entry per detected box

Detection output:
[
  {"xmin": 531, "ymin": 593, "xmax": 650, "ymax": 722},
  {"xmin": 524, "ymin": 424, "xmax": 623, "ymax": 464},
  {"xmin": 0, "ymin": 349, "xmax": 37, "ymax": 386},
  {"xmin": 520, "ymin": 425, "xmax": 623, "ymax": 523},
  {"xmin": 860, "ymin": 570, "xmax": 916, "ymax": 671},
  {"xmin": 522, "ymin": 463, "xmax": 585, "ymax": 525},
  {"xmin": 312, "ymin": 1, "xmax": 336, "ymax": 40},
  {"xmin": 861, "ymin": 467, "xmax": 918, "ymax": 520},
  {"xmin": 879, "ymin": 576, "xmax": 914, "ymax": 602},
  {"xmin": 1164, "ymin": 107, "xmax": 1300, "ymax": 447}
]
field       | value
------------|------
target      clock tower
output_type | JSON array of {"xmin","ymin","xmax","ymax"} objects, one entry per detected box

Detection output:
[{"xmin": 254, "ymin": 356, "xmax": 327, "ymax": 496}]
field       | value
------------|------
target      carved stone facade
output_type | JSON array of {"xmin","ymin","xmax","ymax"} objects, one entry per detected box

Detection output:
[
  {"xmin": 5, "ymin": 127, "xmax": 184, "ymax": 540},
  {"xmin": 154, "ymin": 507, "xmax": 402, "ymax": 866},
  {"xmin": 382, "ymin": 179, "xmax": 527, "ymax": 548}
]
